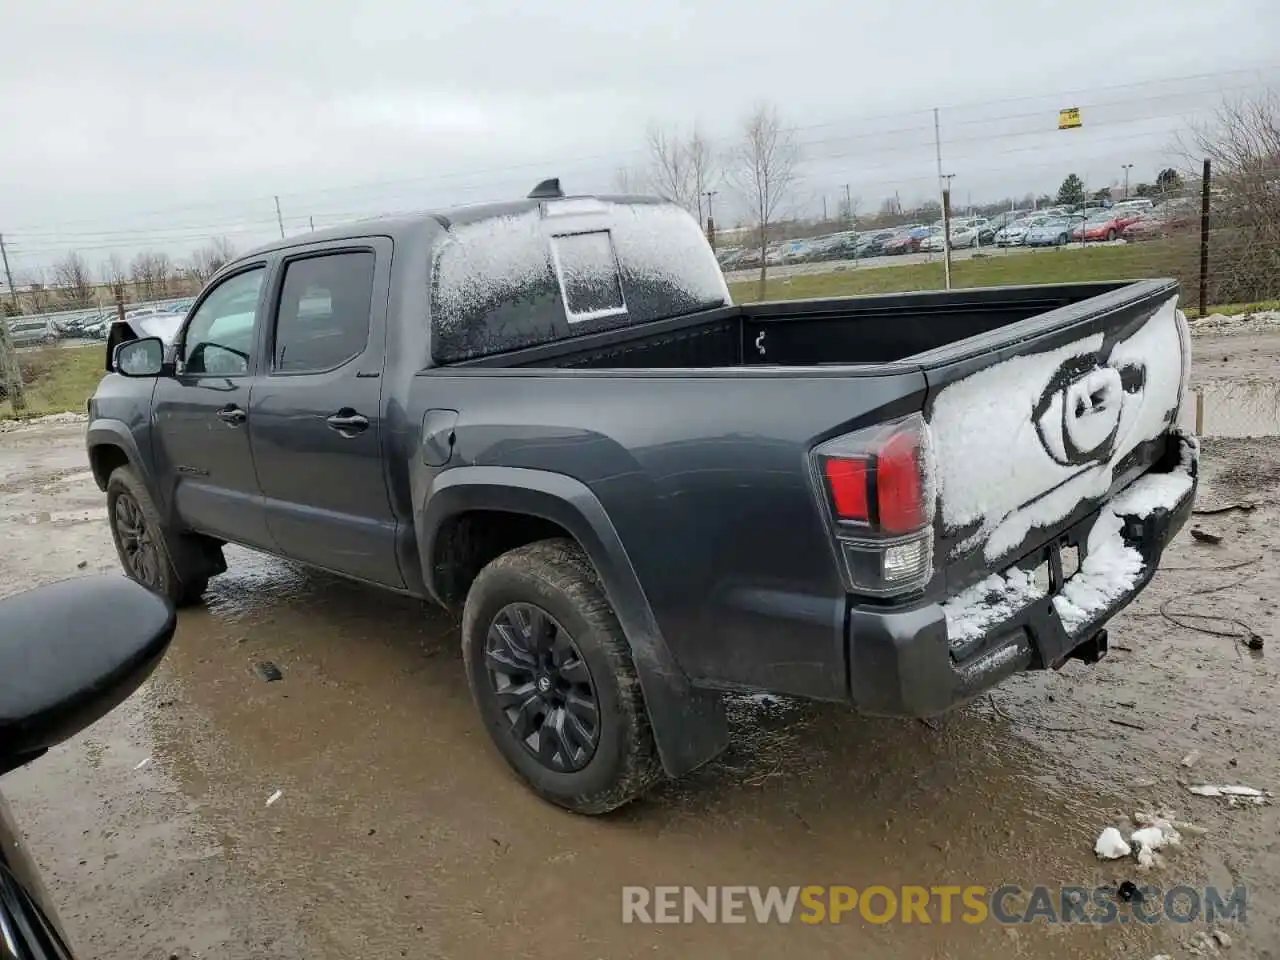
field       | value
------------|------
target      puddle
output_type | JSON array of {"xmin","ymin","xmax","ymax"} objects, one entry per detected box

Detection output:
[{"xmin": 1180, "ymin": 379, "xmax": 1280, "ymax": 438}]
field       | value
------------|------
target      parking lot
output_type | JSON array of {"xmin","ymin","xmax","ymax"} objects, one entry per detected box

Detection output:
[{"xmin": 0, "ymin": 321, "xmax": 1276, "ymax": 957}]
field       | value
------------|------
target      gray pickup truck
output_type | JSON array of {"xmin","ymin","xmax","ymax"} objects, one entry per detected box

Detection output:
[{"xmin": 87, "ymin": 180, "xmax": 1198, "ymax": 813}]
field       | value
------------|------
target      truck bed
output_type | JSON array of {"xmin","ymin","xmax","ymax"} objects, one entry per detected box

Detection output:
[{"xmin": 456, "ymin": 282, "xmax": 1138, "ymax": 370}]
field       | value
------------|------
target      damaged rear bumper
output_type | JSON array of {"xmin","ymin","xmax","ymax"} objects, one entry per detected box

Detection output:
[{"xmin": 845, "ymin": 430, "xmax": 1199, "ymax": 718}]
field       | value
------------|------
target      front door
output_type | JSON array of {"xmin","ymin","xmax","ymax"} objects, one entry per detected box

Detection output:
[
  {"xmin": 248, "ymin": 241, "xmax": 403, "ymax": 587},
  {"xmin": 151, "ymin": 265, "xmax": 273, "ymax": 549}
]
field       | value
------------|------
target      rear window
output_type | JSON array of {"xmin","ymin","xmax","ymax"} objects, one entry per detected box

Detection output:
[{"xmin": 429, "ymin": 201, "xmax": 730, "ymax": 363}]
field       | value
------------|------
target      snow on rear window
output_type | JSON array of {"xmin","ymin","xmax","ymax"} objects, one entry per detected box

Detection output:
[{"xmin": 430, "ymin": 200, "xmax": 730, "ymax": 362}]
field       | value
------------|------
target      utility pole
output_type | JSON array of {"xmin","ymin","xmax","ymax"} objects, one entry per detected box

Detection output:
[
  {"xmin": 1122, "ymin": 163, "xmax": 1134, "ymax": 199},
  {"xmin": 309, "ymin": 215, "xmax": 315, "ymax": 232},
  {"xmin": 704, "ymin": 190, "xmax": 718, "ymax": 251},
  {"xmin": 0, "ymin": 234, "xmax": 24, "ymax": 410},
  {"xmin": 0, "ymin": 234, "xmax": 16, "ymax": 310},
  {"xmin": 843, "ymin": 184, "xmax": 852, "ymax": 224},
  {"xmin": 275, "ymin": 196, "xmax": 285, "ymax": 239},
  {"xmin": 822, "ymin": 196, "xmax": 828, "ymax": 222},
  {"xmin": 934, "ymin": 108, "xmax": 952, "ymax": 290}
]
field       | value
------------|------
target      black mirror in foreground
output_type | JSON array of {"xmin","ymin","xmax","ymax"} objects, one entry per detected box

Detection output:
[
  {"xmin": 112, "ymin": 336, "xmax": 166, "ymax": 377},
  {"xmin": 0, "ymin": 576, "xmax": 177, "ymax": 776}
]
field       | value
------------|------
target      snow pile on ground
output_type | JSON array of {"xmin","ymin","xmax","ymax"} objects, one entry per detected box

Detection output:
[
  {"xmin": 942, "ymin": 567, "xmax": 1046, "ymax": 647},
  {"xmin": 0, "ymin": 411, "xmax": 89, "ymax": 433},
  {"xmin": 1094, "ymin": 826, "xmax": 1131, "ymax": 859},
  {"xmin": 1188, "ymin": 308, "xmax": 1280, "ymax": 332}
]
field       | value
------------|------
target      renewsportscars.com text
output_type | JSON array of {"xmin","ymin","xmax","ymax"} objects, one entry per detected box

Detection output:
[{"xmin": 621, "ymin": 885, "xmax": 1247, "ymax": 926}]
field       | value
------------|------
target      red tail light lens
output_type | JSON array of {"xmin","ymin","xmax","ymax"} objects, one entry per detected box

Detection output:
[
  {"xmin": 876, "ymin": 430, "xmax": 926, "ymax": 534},
  {"xmin": 823, "ymin": 457, "xmax": 870, "ymax": 522}
]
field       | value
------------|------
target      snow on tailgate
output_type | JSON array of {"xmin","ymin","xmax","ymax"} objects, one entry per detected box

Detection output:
[{"xmin": 929, "ymin": 294, "xmax": 1187, "ymax": 563}]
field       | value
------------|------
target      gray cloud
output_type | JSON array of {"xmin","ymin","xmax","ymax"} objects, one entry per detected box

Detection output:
[{"xmin": 1, "ymin": 0, "xmax": 1276, "ymax": 270}]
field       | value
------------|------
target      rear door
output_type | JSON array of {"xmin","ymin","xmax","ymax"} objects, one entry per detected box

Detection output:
[
  {"xmin": 248, "ymin": 239, "xmax": 402, "ymax": 587},
  {"xmin": 152, "ymin": 264, "xmax": 273, "ymax": 548}
]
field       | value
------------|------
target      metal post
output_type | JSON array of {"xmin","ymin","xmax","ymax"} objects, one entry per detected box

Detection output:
[
  {"xmin": 1199, "ymin": 159, "xmax": 1211, "ymax": 318},
  {"xmin": 942, "ymin": 187, "xmax": 955, "ymax": 289},
  {"xmin": 1195, "ymin": 387, "xmax": 1205, "ymax": 435},
  {"xmin": 309, "ymin": 216, "xmax": 315, "ymax": 232},
  {"xmin": 275, "ymin": 196, "xmax": 285, "ymax": 239},
  {"xmin": 0, "ymin": 234, "xmax": 16, "ymax": 310},
  {"xmin": 934, "ymin": 108, "xmax": 951, "ymax": 290},
  {"xmin": 704, "ymin": 190, "xmax": 717, "ymax": 250},
  {"xmin": 1122, "ymin": 163, "xmax": 1133, "ymax": 199}
]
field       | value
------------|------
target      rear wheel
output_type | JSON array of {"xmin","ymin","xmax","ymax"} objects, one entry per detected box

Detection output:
[
  {"xmin": 1106, "ymin": 229, "xmax": 1117, "ymax": 241},
  {"xmin": 1056, "ymin": 233, "xmax": 1068, "ymax": 246},
  {"xmin": 462, "ymin": 539, "xmax": 662, "ymax": 814},
  {"xmin": 107, "ymin": 466, "xmax": 209, "ymax": 606}
]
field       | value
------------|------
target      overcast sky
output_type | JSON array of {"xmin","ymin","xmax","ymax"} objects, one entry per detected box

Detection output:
[{"xmin": 2, "ymin": 0, "xmax": 1277, "ymax": 274}]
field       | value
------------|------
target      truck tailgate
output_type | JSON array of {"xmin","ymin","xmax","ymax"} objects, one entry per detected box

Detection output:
[{"xmin": 917, "ymin": 279, "xmax": 1190, "ymax": 579}]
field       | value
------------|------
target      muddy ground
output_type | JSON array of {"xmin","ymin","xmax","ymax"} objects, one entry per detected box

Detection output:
[{"xmin": 1, "ymin": 332, "xmax": 1278, "ymax": 959}]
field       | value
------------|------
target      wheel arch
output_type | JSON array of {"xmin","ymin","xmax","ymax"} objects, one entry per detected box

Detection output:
[{"xmin": 419, "ymin": 466, "xmax": 728, "ymax": 778}]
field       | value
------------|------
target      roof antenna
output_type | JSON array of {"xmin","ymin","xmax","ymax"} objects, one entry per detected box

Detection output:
[{"xmin": 528, "ymin": 178, "xmax": 564, "ymax": 200}]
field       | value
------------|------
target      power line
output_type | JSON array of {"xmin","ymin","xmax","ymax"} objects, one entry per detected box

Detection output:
[{"xmin": 6, "ymin": 61, "xmax": 1275, "ymax": 235}]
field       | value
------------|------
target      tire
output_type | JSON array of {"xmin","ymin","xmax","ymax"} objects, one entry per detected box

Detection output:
[
  {"xmin": 1056, "ymin": 234, "xmax": 1068, "ymax": 246},
  {"xmin": 1106, "ymin": 229, "xmax": 1117, "ymax": 241},
  {"xmin": 462, "ymin": 538, "xmax": 662, "ymax": 815},
  {"xmin": 106, "ymin": 466, "xmax": 209, "ymax": 606}
]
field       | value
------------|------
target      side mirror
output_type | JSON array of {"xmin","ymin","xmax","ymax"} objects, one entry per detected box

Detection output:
[
  {"xmin": 0, "ymin": 576, "xmax": 176, "ymax": 776},
  {"xmin": 113, "ymin": 337, "xmax": 166, "ymax": 377}
]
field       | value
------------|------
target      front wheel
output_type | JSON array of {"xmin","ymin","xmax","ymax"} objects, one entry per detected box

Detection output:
[
  {"xmin": 1106, "ymin": 229, "xmax": 1117, "ymax": 241},
  {"xmin": 107, "ymin": 466, "xmax": 209, "ymax": 606},
  {"xmin": 462, "ymin": 539, "xmax": 663, "ymax": 814},
  {"xmin": 1056, "ymin": 234, "xmax": 1068, "ymax": 246}
]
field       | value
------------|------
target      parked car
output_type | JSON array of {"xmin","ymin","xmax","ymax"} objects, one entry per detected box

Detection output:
[
  {"xmin": 89, "ymin": 183, "xmax": 1197, "ymax": 815},
  {"xmin": 995, "ymin": 216, "xmax": 1052, "ymax": 247},
  {"xmin": 0, "ymin": 574, "xmax": 178, "ymax": 958},
  {"xmin": 1024, "ymin": 215, "xmax": 1084, "ymax": 247},
  {"xmin": 1072, "ymin": 211, "xmax": 1142, "ymax": 243},
  {"xmin": 856, "ymin": 230, "xmax": 899, "ymax": 257},
  {"xmin": 6, "ymin": 317, "xmax": 56, "ymax": 347},
  {"xmin": 1120, "ymin": 213, "xmax": 1170, "ymax": 241}
]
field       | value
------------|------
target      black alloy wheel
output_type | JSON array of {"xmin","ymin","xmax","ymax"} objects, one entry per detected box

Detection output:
[
  {"xmin": 113, "ymin": 491, "xmax": 162, "ymax": 588},
  {"xmin": 484, "ymin": 602, "xmax": 600, "ymax": 773}
]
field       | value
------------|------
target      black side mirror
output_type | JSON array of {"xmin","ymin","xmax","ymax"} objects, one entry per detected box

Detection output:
[
  {"xmin": 113, "ymin": 337, "xmax": 166, "ymax": 377},
  {"xmin": 0, "ymin": 576, "xmax": 176, "ymax": 776}
]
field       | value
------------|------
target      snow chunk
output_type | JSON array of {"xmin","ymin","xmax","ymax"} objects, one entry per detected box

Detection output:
[
  {"xmin": 929, "ymin": 295, "xmax": 1187, "ymax": 563},
  {"xmin": 1051, "ymin": 510, "xmax": 1143, "ymax": 632},
  {"xmin": 1094, "ymin": 827, "xmax": 1132, "ymax": 859},
  {"xmin": 942, "ymin": 566, "xmax": 1045, "ymax": 647},
  {"xmin": 1130, "ymin": 818, "xmax": 1182, "ymax": 870}
]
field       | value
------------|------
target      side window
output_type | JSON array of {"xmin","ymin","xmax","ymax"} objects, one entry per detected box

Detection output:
[
  {"xmin": 182, "ymin": 268, "xmax": 265, "ymax": 376},
  {"xmin": 272, "ymin": 252, "xmax": 375, "ymax": 373}
]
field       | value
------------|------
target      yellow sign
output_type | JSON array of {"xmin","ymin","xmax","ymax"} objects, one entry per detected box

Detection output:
[{"xmin": 1059, "ymin": 107, "xmax": 1082, "ymax": 130}]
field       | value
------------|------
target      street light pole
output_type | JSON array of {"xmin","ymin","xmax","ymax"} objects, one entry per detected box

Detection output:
[{"xmin": 1122, "ymin": 163, "xmax": 1134, "ymax": 199}]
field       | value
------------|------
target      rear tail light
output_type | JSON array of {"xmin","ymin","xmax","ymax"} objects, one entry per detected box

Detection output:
[{"xmin": 812, "ymin": 414, "xmax": 935, "ymax": 597}]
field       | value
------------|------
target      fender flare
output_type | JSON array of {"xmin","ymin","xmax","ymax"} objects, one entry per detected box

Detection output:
[
  {"xmin": 419, "ymin": 466, "xmax": 728, "ymax": 779},
  {"xmin": 86, "ymin": 421, "xmax": 153, "ymax": 497}
]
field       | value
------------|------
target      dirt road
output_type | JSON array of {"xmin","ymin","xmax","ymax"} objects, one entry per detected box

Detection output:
[{"xmin": 2, "ymin": 333, "xmax": 1278, "ymax": 959}]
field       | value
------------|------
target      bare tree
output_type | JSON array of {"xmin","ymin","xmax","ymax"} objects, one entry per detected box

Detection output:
[
  {"xmin": 643, "ymin": 124, "xmax": 721, "ymax": 226},
  {"xmin": 611, "ymin": 165, "xmax": 647, "ymax": 194},
  {"xmin": 730, "ymin": 103, "xmax": 800, "ymax": 298},
  {"xmin": 187, "ymin": 237, "xmax": 236, "ymax": 286},
  {"xmin": 102, "ymin": 253, "xmax": 128, "ymax": 298},
  {"xmin": 838, "ymin": 192, "xmax": 862, "ymax": 225},
  {"xmin": 22, "ymin": 271, "xmax": 53, "ymax": 312},
  {"xmin": 645, "ymin": 123, "xmax": 694, "ymax": 212},
  {"xmin": 130, "ymin": 251, "xmax": 157, "ymax": 299},
  {"xmin": 53, "ymin": 252, "xmax": 95, "ymax": 308},
  {"xmin": 1182, "ymin": 92, "xmax": 1280, "ymax": 304},
  {"xmin": 687, "ymin": 127, "xmax": 720, "ymax": 227}
]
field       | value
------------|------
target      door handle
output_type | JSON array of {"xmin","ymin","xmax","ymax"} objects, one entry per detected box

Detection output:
[
  {"xmin": 326, "ymin": 410, "xmax": 370, "ymax": 435},
  {"xmin": 216, "ymin": 405, "xmax": 247, "ymax": 425}
]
